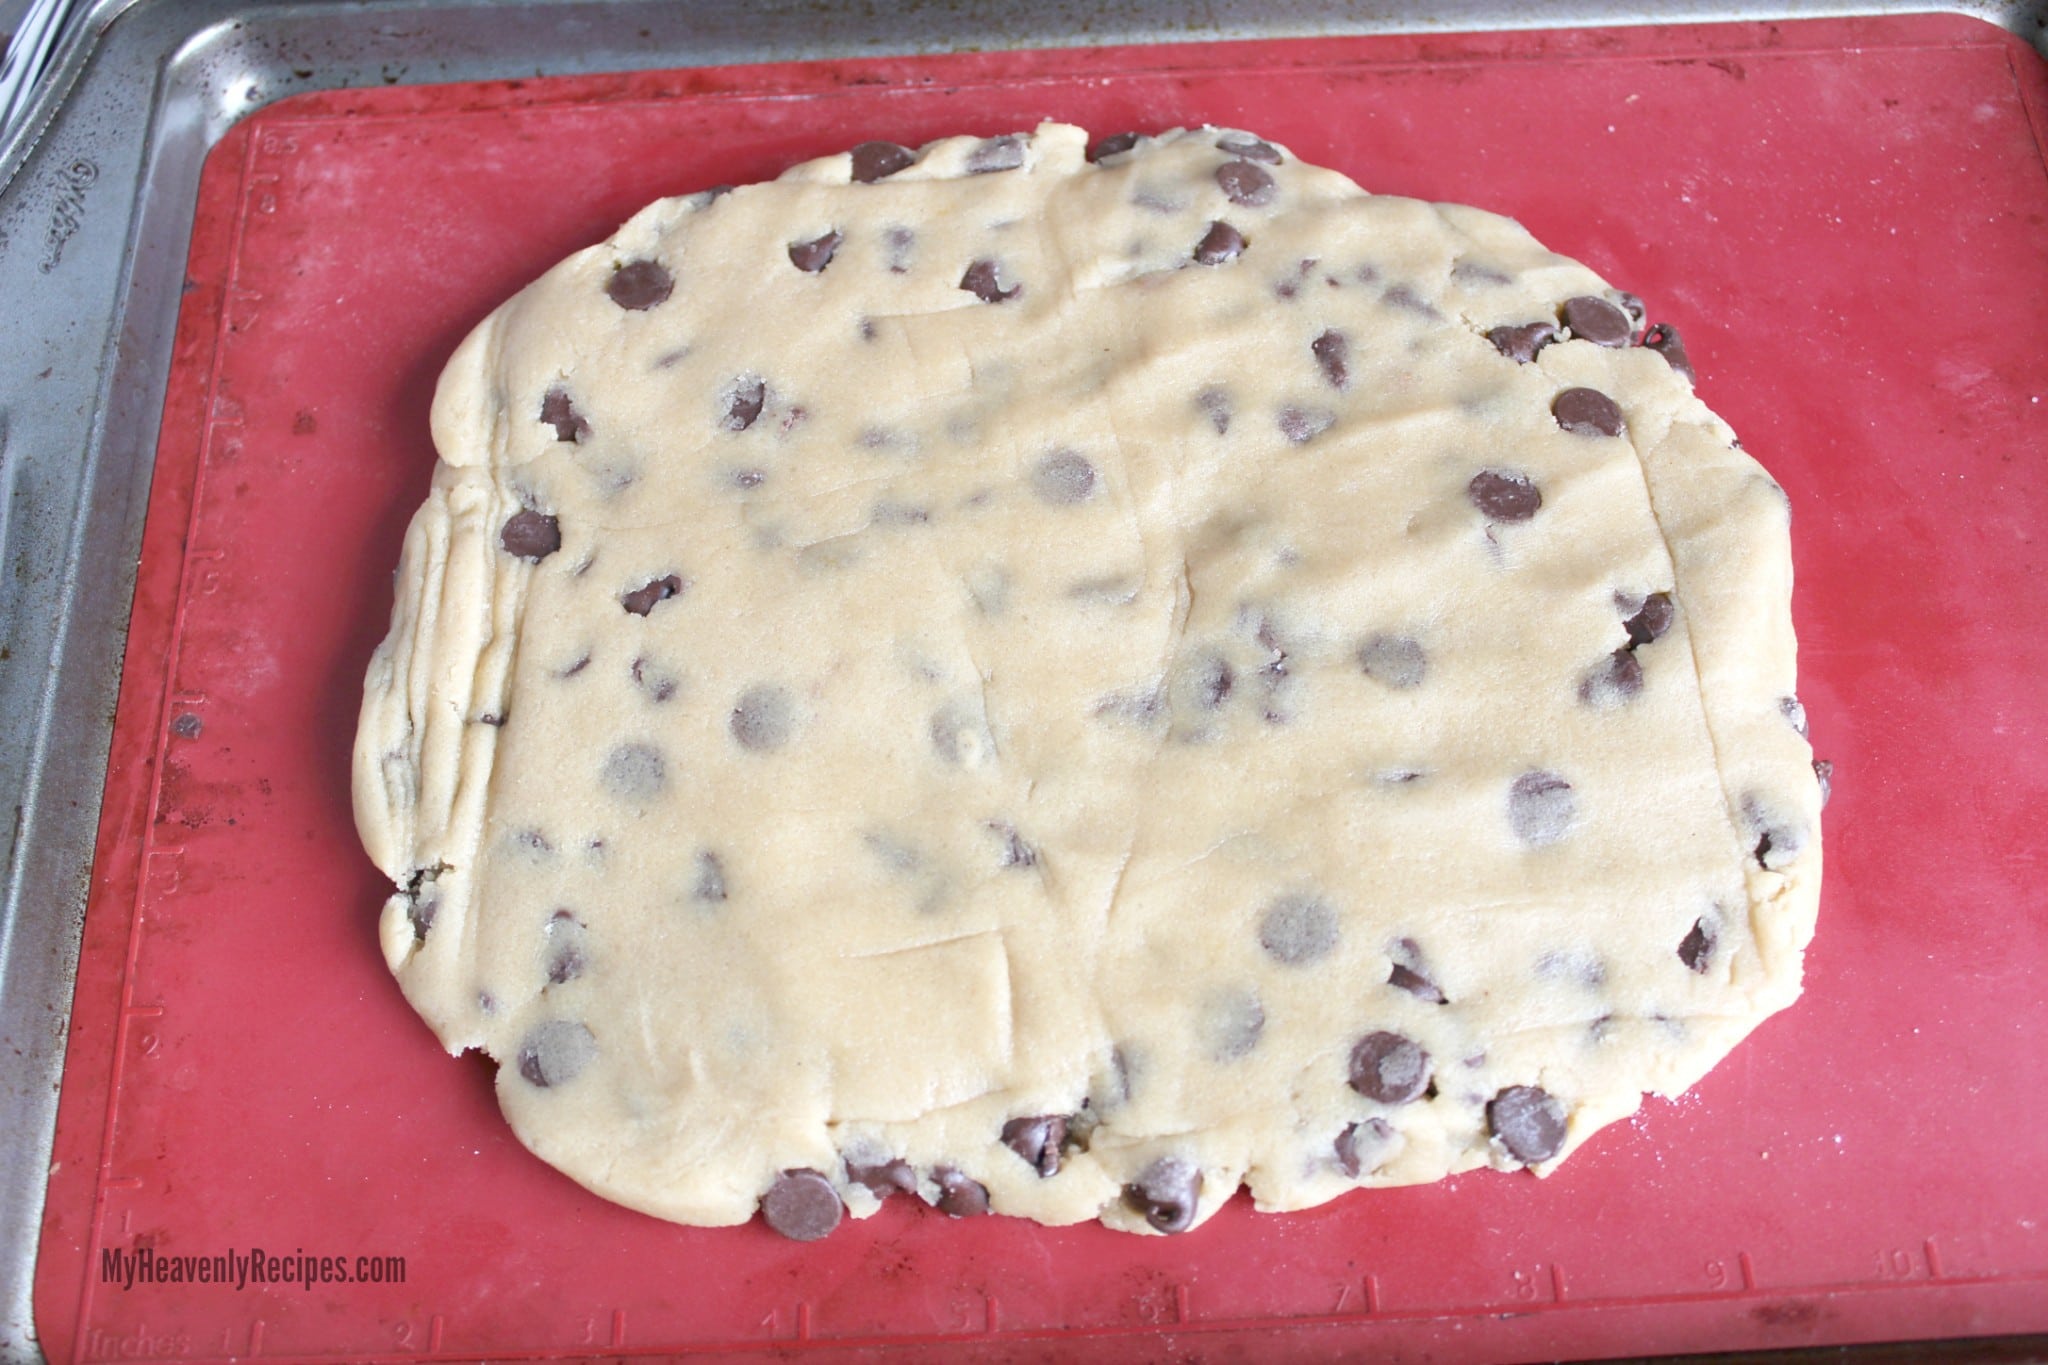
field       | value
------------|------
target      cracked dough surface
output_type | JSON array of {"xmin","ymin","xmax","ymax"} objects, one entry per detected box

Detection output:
[{"xmin": 353, "ymin": 122, "xmax": 1822, "ymax": 1236}]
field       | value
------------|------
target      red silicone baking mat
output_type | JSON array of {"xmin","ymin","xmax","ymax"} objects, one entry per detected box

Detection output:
[{"xmin": 32, "ymin": 13, "xmax": 2048, "ymax": 1363}]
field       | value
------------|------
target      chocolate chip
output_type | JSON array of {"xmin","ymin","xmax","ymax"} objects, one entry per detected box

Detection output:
[
  {"xmin": 1678, "ymin": 917, "xmax": 1715, "ymax": 972},
  {"xmin": 1382, "ymin": 285, "xmax": 1438, "ymax": 319},
  {"xmin": 1745, "ymin": 795, "xmax": 1806, "ymax": 869},
  {"xmin": 1334, "ymin": 1118, "xmax": 1392, "ymax": 1177},
  {"xmin": 600, "ymin": 743, "xmax": 665, "ymax": 801},
  {"xmin": 850, "ymin": 140, "xmax": 915, "ymax": 182},
  {"xmin": 731, "ymin": 684, "xmax": 794, "ymax": 752},
  {"xmin": 500, "ymin": 509, "xmax": 561, "ymax": 561},
  {"xmin": 1466, "ymin": 469, "xmax": 1541, "ymax": 522},
  {"xmin": 884, "ymin": 226, "xmax": 916, "ymax": 273},
  {"xmin": 1388, "ymin": 962, "xmax": 1446, "ymax": 1003},
  {"xmin": 1622, "ymin": 591, "xmax": 1676, "ymax": 646},
  {"xmin": 1087, "ymin": 131, "xmax": 1139, "ymax": 162},
  {"xmin": 516, "ymin": 1019, "xmax": 596, "ymax": 1088},
  {"xmin": 846, "ymin": 1158, "xmax": 918, "ymax": 1199},
  {"xmin": 967, "ymin": 135, "xmax": 1025, "ymax": 173},
  {"xmin": 761, "ymin": 1169, "xmax": 843, "ymax": 1241},
  {"xmin": 1487, "ymin": 322, "xmax": 1556, "ymax": 364},
  {"xmin": 1123, "ymin": 1158, "xmax": 1201, "ymax": 1234},
  {"xmin": 1348, "ymin": 1031, "xmax": 1431, "ymax": 1104},
  {"xmin": 1002, "ymin": 1115, "xmax": 1068, "ymax": 1177},
  {"xmin": 734, "ymin": 468, "xmax": 766, "ymax": 488},
  {"xmin": 1311, "ymin": 329, "xmax": 1351, "ymax": 389},
  {"xmin": 407, "ymin": 895, "xmax": 437, "ymax": 944},
  {"xmin": 1452, "ymin": 262, "xmax": 1512, "ymax": 286},
  {"xmin": 1642, "ymin": 322, "xmax": 1696, "ymax": 381},
  {"xmin": 1780, "ymin": 695, "xmax": 1809, "ymax": 737},
  {"xmin": 544, "ymin": 910, "xmax": 587, "ymax": 984},
  {"xmin": 1194, "ymin": 220, "xmax": 1245, "ymax": 265},
  {"xmin": 1200, "ymin": 987, "xmax": 1265, "ymax": 1061},
  {"xmin": 1508, "ymin": 770, "xmax": 1576, "ymax": 846},
  {"xmin": 723, "ymin": 379, "xmax": 766, "ymax": 432},
  {"xmin": 1578, "ymin": 649, "xmax": 1644, "ymax": 707},
  {"xmin": 987, "ymin": 821, "xmax": 1037, "ymax": 868},
  {"xmin": 1197, "ymin": 387, "xmax": 1232, "ymax": 434},
  {"xmin": 787, "ymin": 230, "xmax": 842, "ymax": 273},
  {"xmin": 693, "ymin": 850, "xmax": 727, "ymax": 902},
  {"xmin": 630, "ymin": 656, "xmax": 678, "ymax": 702},
  {"xmin": 1257, "ymin": 894, "xmax": 1339, "ymax": 965},
  {"xmin": 933, "ymin": 1167, "xmax": 990, "ymax": 1217},
  {"xmin": 1032, "ymin": 449, "xmax": 1097, "ymax": 504},
  {"xmin": 929, "ymin": 705, "xmax": 991, "ymax": 764},
  {"xmin": 1216, "ymin": 134, "xmax": 1281, "ymax": 163},
  {"xmin": 1488, "ymin": 1085, "xmax": 1567, "ymax": 1163},
  {"xmin": 1357, "ymin": 634, "xmax": 1426, "ymax": 690},
  {"xmin": 540, "ymin": 387, "xmax": 590, "ymax": 443},
  {"xmin": 1561, "ymin": 295, "xmax": 1633, "ymax": 346},
  {"xmin": 1553, "ymin": 387, "xmax": 1625, "ymax": 437},
  {"xmin": 621, "ymin": 574, "xmax": 684, "ymax": 616},
  {"xmin": 960, "ymin": 259, "xmax": 1021, "ymax": 303},
  {"xmin": 1277, "ymin": 406, "xmax": 1335, "ymax": 445},
  {"xmin": 1216, "ymin": 160, "xmax": 1276, "ymax": 207},
  {"xmin": 606, "ymin": 260, "xmax": 674, "ymax": 311},
  {"xmin": 1814, "ymin": 759, "xmax": 1833, "ymax": 808}
]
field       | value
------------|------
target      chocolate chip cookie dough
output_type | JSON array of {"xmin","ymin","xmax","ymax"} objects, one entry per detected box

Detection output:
[{"xmin": 354, "ymin": 123, "xmax": 1823, "ymax": 1237}]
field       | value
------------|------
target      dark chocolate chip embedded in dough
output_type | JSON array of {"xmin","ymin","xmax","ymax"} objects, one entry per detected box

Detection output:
[
  {"xmin": 1216, "ymin": 160, "xmax": 1277, "ymax": 207},
  {"xmin": 1357, "ymin": 634, "xmax": 1427, "ymax": 690},
  {"xmin": 1746, "ymin": 796, "xmax": 1806, "ymax": 869},
  {"xmin": 1780, "ymin": 695, "xmax": 1809, "ymax": 737},
  {"xmin": 693, "ymin": 850, "xmax": 728, "ymax": 903},
  {"xmin": 1257, "ymin": 894, "xmax": 1340, "ymax": 966},
  {"xmin": 1334, "ymin": 1117, "xmax": 1392, "ymax": 1177},
  {"xmin": 850, "ymin": 140, "xmax": 916, "ymax": 182},
  {"xmin": 1622, "ymin": 591, "xmax": 1676, "ymax": 646},
  {"xmin": 1087, "ymin": 131, "xmax": 1139, "ymax": 163},
  {"xmin": 933, "ymin": 1166, "xmax": 990, "ymax": 1217},
  {"xmin": 761, "ymin": 1169, "xmax": 843, "ymax": 1242},
  {"xmin": 1578, "ymin": 649, "xmax": 1645, "ymax": 707},
  {"xmin": 1643, "ymin": 321, "xmax": 1696, "ymax": 382},
  {"xmin": 788, "ymin": 230, "xmax": 842, "ymax": 273},
  {"xmin": 1277, "ymin": 406, "xmax": 1335, "ymax": 445},
  {"xmin": 987, "ymin": 821, "xmax": 1037, "ymax": 869},
  {"xmin": 600, "ymin": 743, "xmax": 666, "ymax": 801},
  {"xmin": 1383, "ymin": 284, "xmax": 1438, "ymax": 318},
  {"xmin": 1487, "ymin": 322, "xmax": 1556, "ymax": 364},
  {"xmin": 723, "ymin": 380, "xmax": 766, "ymax": 432},
  {"xmin": 1216, "ymin": 133, "xmax": 1281, "ymax": 163},
  {"xmin": 631, "ymin": 657, "xmax": 677, "ymax": 703},
  {"xmin": 1123, "ymin": 1158, "xmax": 1201, "ymax": 1234},
  {"xmin": 1032, "ymin": 449, "xmax": 1097, "ymax": 504},
  {"xmin": 500, "ymin": 509, "xmax": 562, "ymax": 561},
  {"xmin": 1488, "ymin": 1085, "xmax": 1568, "ymax": 1163},
  {"xmin": 1554, "ymin": 387, "xmax": 1626, "ymax": 437},
  {"xmin": 606, "ymin": 259, "xmax": 674, "ymax": 311},
  {"xmin": 621, "ymin": 574, "xmax": 684, "ymax": 616},
  {"xmin": 407, "ymin": 895, "xmax": 437, "ymax": 944},
  {"xmin": 1388, "ymin": 962, "xmax": 1446, "ymax": 1004},
  {"xmin": 544, "ymin": 910, "xmax": 587, "ymax": 985},
  {"xmin": 1814, "ymin": 759, "xmax": 1834, "ymax": 808},
  {"xmin": 1466, "ymin": 469, "xmax": 1542, "ymax": 522},
  {"xmin": 1508, "ymin": 770, "xmax": 1576, "ymax": 846},
  {"xmin": 846, "ymin": 1158, "xmax": 918, "ymax": 1199},
  {"xmin": 967, "ymin": 135, "xmax": 1025, "ymax": 173},
  {"xmin": 516, "ymin": 1019, "xmax": 596, "ymax": 1088},
  {"xmin": 1312, "ymin": 329, "xmax": 1351, "ymax": 389},
  {"xmin": 540, "ymin": 387, "xmax": 590, "ymax": 443},
  {"xmin": 1200, "ymin": 987, "xmax": 1266, "ymax": 1062},
  {"xmin": 1618, "ymin": 291, "xmax": 1648, "ymax": 328},
  {"xmin": 1002, "ymin": 1115, "xmax": 1068, "ymax": 1177},
  {"xmin": 960, "ymin": 259, "xmax": 1022, "ymax": 303},
  {"xmin": 1562, "ymin": 295, "xmax": 1633, "ymax": 346},
  {"xmin": 1678, "ymin": 917, "xmax": 1715, "ymax": 972},
  {"xmin": 731, "ymin": 684, "xmax": 795, "ymax": 752},
  {"xmin": 1198, "ymin": 387, "xmax": 1232, "ymax": 434},
  {"xmin": 884, "ymin": 226, "xmax": 916, "ymax": 273},
  {"xmin": 1194, "ymin": 220, "xmax": 1245, "ymax": 265},
  {"xmin": 1348, "ymin": 1031, "xmax": 1431, "ymax": 1104}
]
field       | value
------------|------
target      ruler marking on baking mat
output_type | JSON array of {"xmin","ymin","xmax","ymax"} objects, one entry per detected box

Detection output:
[{"xmin": 66, "ymin": 113, "xmax": 266, "ymax": 1357}]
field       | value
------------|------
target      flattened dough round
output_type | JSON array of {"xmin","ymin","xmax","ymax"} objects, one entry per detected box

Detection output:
[{"xmin": 354, "ymin": 123, "xmax": 1823, "ymax": 1235}]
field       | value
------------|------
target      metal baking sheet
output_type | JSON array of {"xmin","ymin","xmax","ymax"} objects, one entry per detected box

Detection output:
[{"xmin": 5, "ymin": 2, "xmax": 2048, "ymax": 1361}]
